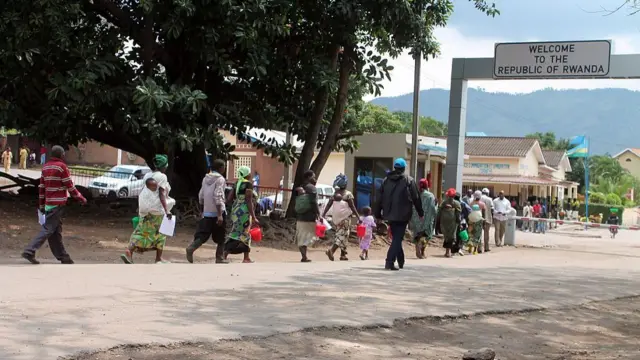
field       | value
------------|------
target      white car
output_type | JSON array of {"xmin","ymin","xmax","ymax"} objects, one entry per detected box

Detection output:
[
  {"xmin": 264, "ymin": 183, "xmax": 335, "ymax": 212},
  {"xmin": 88, "ymin": 165, "xmax": 152, "ymax": 199}
]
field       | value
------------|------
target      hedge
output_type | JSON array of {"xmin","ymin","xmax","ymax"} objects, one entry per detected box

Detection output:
[{"xmin": 578, "ymin": 203, "xmax": 625, "ymax": 223}]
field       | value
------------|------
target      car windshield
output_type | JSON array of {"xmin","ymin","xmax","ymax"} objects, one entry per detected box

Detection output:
[
  {"xmin": 324, "ymin": 187, "xmax": 335, "ymax": 196},
  {"xmin": 103, "ymin": 167, "xmax": 134, "ymax": 179}
]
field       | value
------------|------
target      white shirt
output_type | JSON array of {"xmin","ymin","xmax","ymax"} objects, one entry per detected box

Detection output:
[
  {"xmin": 523, "ymin": 205, "xmax": 532, "ymax": 217},
  {"xmin": 492, "ymin": 197, "xmax": 511, "ymax": 221}
]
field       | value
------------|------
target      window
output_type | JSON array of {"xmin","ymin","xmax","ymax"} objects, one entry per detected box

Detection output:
[
  {"xmin": 626, "ymin": 158, "xmax": 632, "ymax": 162},
  {"xmin": 234, "ymin": 156, "xmax": 252, "ymax": 177}
]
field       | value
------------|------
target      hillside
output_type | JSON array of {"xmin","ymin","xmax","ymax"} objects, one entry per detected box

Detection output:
[{"xmin": 370, "ymin": 88, "xmax": 640, "ymax": 155}]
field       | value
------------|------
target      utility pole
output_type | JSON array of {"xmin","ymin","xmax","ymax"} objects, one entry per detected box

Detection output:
[
  {"xmin": 409, "ymin": 45, "xmax": 421, "ymax": 178},
  {"xmin": 409, "ymin": 4, "xmax": 422, "ymax": 178}
]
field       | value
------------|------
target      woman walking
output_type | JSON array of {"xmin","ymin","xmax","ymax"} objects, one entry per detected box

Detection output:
[
  {"xmin": 224, "ymin": 166, "xmax": 259, "ymax": 263},
  {"xmin": 2, "ymin": 147, "xmax": 13, "ymax": 173},
  {"xmin": 323, "ymin": 174, "xmax": 359, "ymax": 261},
  {"xmin": 436, "ymin": 188, "xmax": 461, "ymax": 258},
  {"xmin": 121, "ymin": 154, "xmax": 175, "ymax": 264},
  {"xmin": 409, "ymin": 178, "xmax": 437, "ymax": 259}
]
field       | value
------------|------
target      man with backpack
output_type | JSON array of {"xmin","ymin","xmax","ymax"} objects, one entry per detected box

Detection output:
[
  {"xmin": 375, "ymin": 158, "xmax": 424, "ymax": 271},
  {"xmin": 294, "ymin": 170, "xmax": 321, "ymax": 262}
]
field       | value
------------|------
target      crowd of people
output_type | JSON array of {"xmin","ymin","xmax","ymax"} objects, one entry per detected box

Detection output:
[
  {"xmin": 18, "ymin": 149, "xmax": 549, "ymax": 269},
  {"xmin": 1, "ymin": 145, "xmax": 48, "ymax": 174}
]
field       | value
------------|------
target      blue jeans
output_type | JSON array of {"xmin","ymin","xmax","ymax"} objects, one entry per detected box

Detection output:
[
  {"xmin": 40, "ymin": 154, "xmax": 46, "ymax": 165},
  {"xmin": 386, "ymin": 221, "xmax": 407, "ymax": 268}
]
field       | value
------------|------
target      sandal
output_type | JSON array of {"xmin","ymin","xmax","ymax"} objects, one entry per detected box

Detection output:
[
  {"xmin": 340, "ymin": 256, "xmax": 348, "ymax": 261},
  {"xmin": 301, "ymin": 258, "xmax": 312, "ymax": 263},
  {"xmin": 242, "ymin": 259, "xmax": 255, "ymax": 263},
  {"xmin": 155, "ymin": 259, "xmax": 171, "ymax": 264},
  {"xmin": 120, "ymin": 252, "xmax": 133, "ymax": 264},
  {"xmin": 359, "ymin": 254, "xmax": 365, "ymax": 261}
]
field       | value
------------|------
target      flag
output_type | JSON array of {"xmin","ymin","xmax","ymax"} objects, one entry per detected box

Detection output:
[
  {"xmin": 569, "ymin": 135, "xmax": 586, "ymax": 146},
  {"xmin": 567, "ymin": 144, "xmax": 588, "ymax": 158},
  {"xmin": 567, "ymin": 136, "xmax": 589, "ymax": 158}
]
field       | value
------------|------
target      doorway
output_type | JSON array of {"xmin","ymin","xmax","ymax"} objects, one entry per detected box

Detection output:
[{"xmin": 353, "ymin": 157, "xmax": 393, "ymax": 210}]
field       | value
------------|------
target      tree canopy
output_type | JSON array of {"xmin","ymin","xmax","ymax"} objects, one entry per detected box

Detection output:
[
  {"xmin": 525, "ymin": 132, "xmax": 571, "ymax": 151},
  {"xmin": 0, "ymin": 0, "xmax": 498, "ymax": 196}
]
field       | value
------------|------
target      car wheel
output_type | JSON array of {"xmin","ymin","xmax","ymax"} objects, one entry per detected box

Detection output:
[{"xmin": 118, "ymin": 187, "xmax": 129, "ymax": 198}]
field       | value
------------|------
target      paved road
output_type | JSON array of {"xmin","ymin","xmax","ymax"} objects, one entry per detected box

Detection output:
[{"xmin": 2, "ymin": 228, "xmax": 640, "ymax": 360}]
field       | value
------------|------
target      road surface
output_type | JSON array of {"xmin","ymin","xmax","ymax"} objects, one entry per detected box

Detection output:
[{"xmin": 2, "ymin": 227, "xmax": 640, "ymax": 359}]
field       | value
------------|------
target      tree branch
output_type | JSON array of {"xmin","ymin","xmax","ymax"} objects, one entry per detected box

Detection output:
[
  {"xmin": 310, "ymin": 46, "xmax": 354, "ymax": 177},
  {"xmin": 337, "ymin": 130, "xmax": 363, "ymax": 140},
  {"xmin": 86, "ymin": 0, "xmax": 168, "ymax": 67}
]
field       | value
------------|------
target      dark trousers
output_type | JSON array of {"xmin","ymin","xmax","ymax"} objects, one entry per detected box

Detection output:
[
  {"xmin": 386, "ymin": 221, "xmax": 407, "ymax": 268},
  {"xmin": 189, "ymin": 216, "xmax": 226, "ymax": 259},
  {"xmin": 24, "ymin": 207, "xmax": 70, "ymax": 260}
]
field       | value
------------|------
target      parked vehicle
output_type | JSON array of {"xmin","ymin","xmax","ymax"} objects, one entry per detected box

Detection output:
[{"xmin": 88, "ymin": 165, "xmax": 151, "ymax": 199}]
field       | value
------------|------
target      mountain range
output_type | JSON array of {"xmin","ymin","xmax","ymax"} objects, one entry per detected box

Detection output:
[{"xmin": 370, "ymin": 88, "xmax": 640, "ymax": 155}]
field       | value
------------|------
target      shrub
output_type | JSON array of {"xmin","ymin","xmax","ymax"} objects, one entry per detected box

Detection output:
[
  {"xmin": 588, "ymin": 191, "xmax": 606, "ymax": 204},
  {"xmin": 605, "ymin": 193, "xmax": 622, "ymax": 206},
  {"xmin": 578, "ymin": 203, "xmax": 624, "ymax": 223}
]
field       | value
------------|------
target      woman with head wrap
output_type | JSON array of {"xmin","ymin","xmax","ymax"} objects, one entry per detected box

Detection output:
[
  {"xmin": 436, "ymin": 188, "xmax": 461, "ymax": 258},
  {"xmin": 322, "ymin": 173, "xmax": 359, "ymax": 261},
  {"xmin": 224, "ymin": 165, "xmax": 259, "ymax": 263},
  {"xmin": 409, "ymin": 178, "xmax": 437, "ymax": 259},
  {"xmin": 121, "ymin": 154, "xmax": 175, "ymax": 264}
]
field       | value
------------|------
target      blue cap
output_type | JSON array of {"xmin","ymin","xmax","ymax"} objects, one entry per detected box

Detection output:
[{"xmin": 393, "ymin": 158, "xmax": 407, "ymax": 168}]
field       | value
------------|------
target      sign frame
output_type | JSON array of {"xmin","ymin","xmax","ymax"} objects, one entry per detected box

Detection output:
[{"xmin": 493, "ymin": 40, "xmax": 612, "ymax": 80}]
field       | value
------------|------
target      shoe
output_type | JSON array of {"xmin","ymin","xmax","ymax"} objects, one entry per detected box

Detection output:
[
  {"xmin": 186, "ymin": 248, "xmax": 195, "ymax": 263},
  {"xmin": 325, "ymin": 249, "xmax": 335, "ymax": 261},
  {"xmin": 215, "ymin": 259, "xmax": 229, "ymax": 264},
  {"xmin": 385, "ymin": 265, "xmax": 399, "ymax": 271},
  {"xmin": 60, "ymin": 258, "xmax": 74, "ymax": 264},
  {"xmin": 398, "ymin": 263, "xmax": 404, "ymax": 269},
  {"xmin": 300, "ymin": 258, "xmax": 312, "ymax": 263},
  {"xmin": 339, "ymin": 256, "xmax": 348, "ymax": 261},
  {"xmin": 21, "ymin": 252, "xmax": 40, "ymax": 264}
]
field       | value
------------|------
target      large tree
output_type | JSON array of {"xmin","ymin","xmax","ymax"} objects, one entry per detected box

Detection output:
[{"xmin": 0, "ymin": 0, "xmax": 497, "ymax": 198}]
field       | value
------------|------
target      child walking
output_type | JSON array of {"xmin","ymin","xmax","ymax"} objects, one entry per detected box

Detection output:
[{"xmin": 359, "ymin": 207, "xmax": 375, "ymax": 260}]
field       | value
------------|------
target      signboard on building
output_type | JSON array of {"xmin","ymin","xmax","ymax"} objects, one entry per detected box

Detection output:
[
  {"xmin": 493, "ymin": 40, "xmax": 611, "ymax": 79},
  {"xmin": 464, "ymin": 162, "xmax": 511, "ymax": 175}
]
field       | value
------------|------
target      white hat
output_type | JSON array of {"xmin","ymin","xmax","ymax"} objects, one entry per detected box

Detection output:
[
  {"xmin": 482, "ymin": 188, "xmax": 490, "ymax": 194},
  {"xmin": 474, "ymin": 190, "xmax": 483, "ymax": 198}
]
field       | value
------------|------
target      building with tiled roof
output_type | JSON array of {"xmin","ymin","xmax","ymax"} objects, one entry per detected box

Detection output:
[
  {"xmin": 346, "ymin": 133, "xmax": 578, "ymax": 208},
  {"xmin": 613, "ymin": 148, "xmax": 640, "ymax": 181}
]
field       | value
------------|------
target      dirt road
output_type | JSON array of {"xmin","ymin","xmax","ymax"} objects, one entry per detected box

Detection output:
[{"xmin": 67, "ymin": 296, "xmax": 640, "ymax": 360}]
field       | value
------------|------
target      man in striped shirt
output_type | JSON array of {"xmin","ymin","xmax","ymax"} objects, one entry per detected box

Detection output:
[{"xmin": 22, "ymin": 145, "xmax": 87, "ymax": 264}]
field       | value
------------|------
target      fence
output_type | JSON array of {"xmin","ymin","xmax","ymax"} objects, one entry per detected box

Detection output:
[
  {"xmin": 239, "ymin": 185, "xmax": 334, "ymax": 215},
  {"xmin": 510, "ymin": 215, "xmax": 640, "ymax": 231}
]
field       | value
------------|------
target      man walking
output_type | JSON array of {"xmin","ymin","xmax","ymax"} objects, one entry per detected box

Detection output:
[
  {"xmin": 462, "ymin": 189, "xmax": 474, "ymax": 205},
  {"xmin": 375, "ymin": 158, "xmax": 424, "ymax": 271},
  {"xmin": 492, "ymin": 191, "xmax": 511, "ymax": 247},
  {"xmin": 22, "ymin": 145, "xmax": 87, "ymax": 264},
  {"xmin": 480, "ymin": 188, "xmax": 494, "ymax": 253},
  {"xmin": 186, "ymin": 159, "xmax": 228, "ymax": 263}
]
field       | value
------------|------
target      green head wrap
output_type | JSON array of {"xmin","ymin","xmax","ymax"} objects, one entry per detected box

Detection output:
[
  {"xmin": 610, "ymin": 208, "xmax": 619, "ymax": 213},
  {"xmin": 235, "ymin": 166, "xmax": 251, "ymax": 195},
  {"xmin": 237, "ymin": 166, "xmax": 250, "ymax": 179},
  {"xmin": 153, "ymin": 154, "xmax": 169, "ymax": 169}
]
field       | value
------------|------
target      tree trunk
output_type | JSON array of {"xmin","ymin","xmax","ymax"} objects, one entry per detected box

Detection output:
[
  {"xmin": 285, "ymin": 44, "xmax": 341, "ymax": 218},
  {"xmin": 310, "ymin": 51, "xmax": 353, "ymax": 180},
  {"xmin": 170, "ymin": 143, "xmax": 208, "ymax": 198}
]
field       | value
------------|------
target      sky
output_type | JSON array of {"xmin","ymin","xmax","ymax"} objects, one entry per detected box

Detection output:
[{"xmin": 373, "ymin": 0, "xmax": 640, "ymax": 99}]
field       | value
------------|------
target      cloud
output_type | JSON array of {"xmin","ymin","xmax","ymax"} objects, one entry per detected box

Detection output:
[{"xmin": 372, "ymin": 28, "xmax": 640, "ymax": 99}]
